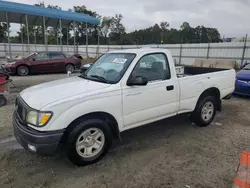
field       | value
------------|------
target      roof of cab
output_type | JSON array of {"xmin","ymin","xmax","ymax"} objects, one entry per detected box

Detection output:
[{"xmin": 106, "ymin": 48, "xmax": 169, "ymax": 54}]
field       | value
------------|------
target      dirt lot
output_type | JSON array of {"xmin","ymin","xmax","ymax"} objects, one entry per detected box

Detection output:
[
  {"xmin": 0, "ymin": 74, "xmax": 250, "ymax": 188},
  {"xmin": 0, "ymin": 73, "xmax": 78, "ymax": 138}
]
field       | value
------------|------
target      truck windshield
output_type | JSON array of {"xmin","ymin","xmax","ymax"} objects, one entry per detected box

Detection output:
[{"xmin": 81, "ymin": 53, "xmax": 136, "ymax": 84}]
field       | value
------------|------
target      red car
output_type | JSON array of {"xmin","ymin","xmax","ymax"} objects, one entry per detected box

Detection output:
[{"xmin": 2, "ymin": 52, "xmax": 82, "ymax": 76}]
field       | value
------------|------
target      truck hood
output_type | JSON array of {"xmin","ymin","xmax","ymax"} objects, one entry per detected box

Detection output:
[
  {"xmin": 20, "ymin": 76, "xmax": 111, "ymax": 109},
  {"xmin": 237, "ymin": 70, "xmax": 250, "ymax": 80}
]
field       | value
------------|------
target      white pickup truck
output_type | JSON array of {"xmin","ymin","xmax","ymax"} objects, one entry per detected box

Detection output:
[{"xmin": 13, "ymin": 48, "xmax": 235, "ymax": 165}]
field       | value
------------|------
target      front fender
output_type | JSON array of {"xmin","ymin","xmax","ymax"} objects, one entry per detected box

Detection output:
[{"xmin": 44, "ymin": 94, "xmax": 123, "ymax": 132}]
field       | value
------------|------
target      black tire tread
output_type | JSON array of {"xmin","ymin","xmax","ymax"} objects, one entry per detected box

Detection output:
[
  {"xmin": 66, "ymin": 118, "xmax": 112, "ymax": 166},
  {"xmin": 65, "ymin": 64, "xmax": 75, "ymax": 73},
  {"xmin": 192, "ymin": 96, "xmax": 217, "ymax": 127},
  {"xmin": 17, "ymin": 65, "xmax": 29, "ymax": 76}
]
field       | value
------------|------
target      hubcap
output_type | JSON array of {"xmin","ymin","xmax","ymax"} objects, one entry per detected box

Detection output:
[
  {"xmin": 67, "ymin": 65, "xmax": 74, "ymax": 73},
  {"xmin": 20, "ymin": 67, "xmax": 27, "ymax": 75},
  {"xmin": 201, "ymin": 101, "xmax": 214, "ymax": 122},
  {"xmin": 76, "ymin": 128, "xmax": 105, "ymax": 158}
]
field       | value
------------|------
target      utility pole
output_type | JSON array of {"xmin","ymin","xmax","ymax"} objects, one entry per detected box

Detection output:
[{"xmin": 241, "ymin": 34, "xmax": 248, "ymax": 66}]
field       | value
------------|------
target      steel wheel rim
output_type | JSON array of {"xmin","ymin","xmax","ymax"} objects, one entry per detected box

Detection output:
[
  {"xmin": 19, "ymin": 67, "xmax": 28, "ymax": 75},
  {"xmin": 76, "ymin": 128, "xmax": 105, "ymax": 158},
  {"xmin": 201, "ymin": 101, "xmax": 214, "ymax": 122},
  {"xmin": 66, "ymin": 65, "xmax": 74, "ymax": 73}
]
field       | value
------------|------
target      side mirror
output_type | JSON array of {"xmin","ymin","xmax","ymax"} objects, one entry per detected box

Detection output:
[
  {"xmin": 32, "ymin": 57, "xmax": 36, "ymax": 61},
  {"xmin": 127, "ymin": 76, "xmax": 148, "ymax": 86}
]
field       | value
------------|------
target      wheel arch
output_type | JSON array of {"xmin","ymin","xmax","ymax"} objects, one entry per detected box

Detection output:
[
  {"xmin": 61, "ymin": 111, "xmax": 120, "ymax": 143},
  {"xmin": 196, "ymin": 87, "xmax": 221, "ymax": 111}
]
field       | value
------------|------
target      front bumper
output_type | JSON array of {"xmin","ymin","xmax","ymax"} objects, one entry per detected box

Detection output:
[
  {"xmin": 13, "ymin": 112, "xmax": 64, "ymax": 156},
  {"xmin": 234, "ymin": 80, "xmax": 250, "ymax": 96},
  {"xmin": 1, "ymin": 65, "xmax": 16, "ymax": 74}
]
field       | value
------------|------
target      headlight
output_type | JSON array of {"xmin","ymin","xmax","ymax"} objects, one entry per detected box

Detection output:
[
  {"xmin": 26, "ymin": 111, "xmax": 52, "ymax": 126},
  {"xmin": 26, "ymin": 111, "xmax": 37, "ymax": 125}
]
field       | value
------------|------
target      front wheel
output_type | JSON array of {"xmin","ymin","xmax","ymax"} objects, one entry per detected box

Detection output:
[
  {"xmin": 17, "ymin": 65, "xmax": 29, "ymax": 76},
  {"xmin": 65, "ymin": 64, "xmax": 75, "ymax": 73},
  {"xmin": 191, "ymin": 96, "xmax": 217, "ymax": 127},
  {"xmin": 66, "ymin": 119, "xmax": 112, "ymax": 166}
]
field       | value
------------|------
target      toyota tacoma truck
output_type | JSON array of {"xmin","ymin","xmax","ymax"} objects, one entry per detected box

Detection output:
[{"xmin": 13, "ymin": 48, "xmax": 236, "ymax": 165}]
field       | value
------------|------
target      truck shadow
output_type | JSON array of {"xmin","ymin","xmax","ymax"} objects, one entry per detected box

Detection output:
[{"xmin": 111, "ymin": 113, "xmax": 191, "ymax": 150}]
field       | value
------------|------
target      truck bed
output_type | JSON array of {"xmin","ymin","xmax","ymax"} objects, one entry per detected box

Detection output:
[
  {"xmin": 176, "ymin": 66, "xmax": 235, "ymax": 114},
  {"xmin": 177, "ymin": 66, "xmax": 228, "ymax": 77}
]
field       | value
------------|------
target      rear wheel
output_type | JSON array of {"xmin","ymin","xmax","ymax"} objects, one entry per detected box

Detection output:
[
  {"xmin": 66, "ymin": 119, "xmax": 112, "ymax": 166},
  {"xmin": 191, "ymin": 96, "xmax": 217, "ymax": 127},
  {"xmin": 17, "ymin": 65, "xmax": 29, "ymax": 76},
  {"xmin": 65, "ymin": 64, "xmax": 75, "ymax": 73}
]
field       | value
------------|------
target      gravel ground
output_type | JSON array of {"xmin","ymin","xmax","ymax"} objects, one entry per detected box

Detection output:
[{"xmin": 0, "ymin": 74, "xmax": 250, "ymax": 188}]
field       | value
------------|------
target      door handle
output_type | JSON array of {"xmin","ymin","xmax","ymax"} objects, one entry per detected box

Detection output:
[{"xmin": 166, "ymin": 85, "xmax": 174, "ymax": 91}]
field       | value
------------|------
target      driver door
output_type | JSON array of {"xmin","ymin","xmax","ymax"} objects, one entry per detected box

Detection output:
[
  {"xmin": 122, "ymin": 53, "xmax": 179, "ymax": 128},
  {"xmin": 31, "ymin": 52, "xmax": 51, "ymax": 73}
]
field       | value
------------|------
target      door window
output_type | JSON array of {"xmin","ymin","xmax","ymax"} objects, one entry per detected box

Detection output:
[
  {"xmin": 50, "ymin": 52, "xmax": 66, "ymax": 59},
  {"xmin": 35, "ymin": 52, "xmax": 50, "ymax": 60},
  {"xmin": 131, "ymin": 53, "xmax": 170, "ymax": 82}
]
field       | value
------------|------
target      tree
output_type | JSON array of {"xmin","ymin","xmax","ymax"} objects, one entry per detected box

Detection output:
[
  {"xmin": 72, "ymin": 5, "xmax": 101, "ymax": 45},
  {"xmin": 0, "ymin": 22, "xmax": 7, "ymax": 42},
  {"xmin": 180, "ymin": 22, "xmax": 195, "ymax": 43},
  {"xmin": 47, "ymin": 5, "xmax": 61, "ymax": 10},
  {"xmin": 180, "ymin": 22, "xmax": 191, "ymax": 30},
  {"xmin": 206, "ymin": 28, "xmax": 222, "ymax": 43},
  {"xmin": 100, "ymin": 16, "xmax": 113, "ymax": 44},
  {"xmin": 109, "ymin": 14, "xmax": 126, "ymax": 44},
  {"xmin": 160, "ymin": 21, "xmax": 169, "ymax": 31}
]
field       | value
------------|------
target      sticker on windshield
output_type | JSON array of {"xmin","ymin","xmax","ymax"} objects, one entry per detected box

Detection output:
[{"xmin": 113, "ymin": 58, "xmax": 127, "ymax": 64}]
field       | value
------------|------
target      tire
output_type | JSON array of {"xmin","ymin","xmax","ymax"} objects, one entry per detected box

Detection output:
[
  {"xmin": 65, "ymin": 64, "xmax": 75, "ymax": 73},
  {"xmin": 0, "ymin": 95, "xmax": 7, "ymax": 107},
  {"xmin": 191, "ymin": 96, "xmax": 217, "ymax": 127},
  {"xmin": 17, "ymin": 65, "xmax": 29, "ymax": 76},
  {"xmin": 66, "ymin": 119, "xmax": 112, "ymax": 166}
]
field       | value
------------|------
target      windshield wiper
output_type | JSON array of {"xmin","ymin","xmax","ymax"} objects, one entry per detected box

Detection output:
[{"xmin": 89, "ymin": 75, "xmax": 110, "ymax": 83}]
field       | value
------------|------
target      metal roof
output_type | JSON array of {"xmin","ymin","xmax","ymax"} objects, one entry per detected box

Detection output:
[{"xmin": 0, "ymin": 0, "xmax": 100, "ymax": 27}]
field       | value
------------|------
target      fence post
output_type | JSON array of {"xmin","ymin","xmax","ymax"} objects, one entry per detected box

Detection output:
[
  {"xmin": 241, "ymin": 34, "xmax": 248, "ymax": 66},
  {"xmin": 178, "ymin": 43, "xmax": 182, "ymax": 65},
  {"xmin": 206, "ymin": 42, "xmax": 210, "ymax": 59}
]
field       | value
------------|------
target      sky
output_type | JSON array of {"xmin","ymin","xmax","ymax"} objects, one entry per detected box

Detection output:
[{"xmin": 7, "ymin": 0, "xmax": 250, "ymax": 37}]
